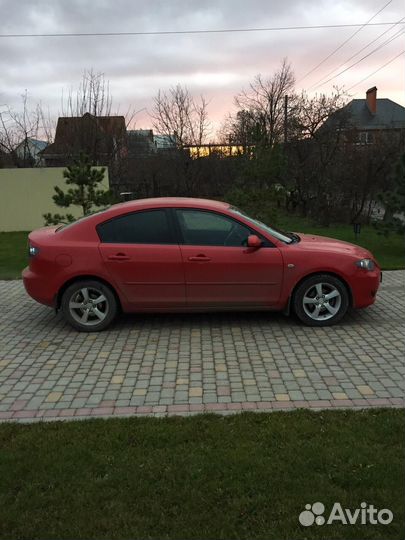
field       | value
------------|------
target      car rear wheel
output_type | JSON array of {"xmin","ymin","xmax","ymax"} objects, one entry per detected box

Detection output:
[
  {"xmin": 61, "ymin": 280, "xmax": 118, "ymax": 332},
  {"xmin": 293, "ymin": 274, "xmax": 349, "ymax": 326}
]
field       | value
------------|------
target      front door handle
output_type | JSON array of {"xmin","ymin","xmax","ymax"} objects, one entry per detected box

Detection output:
[
  {"xmin": 107, "ymin": 253, "xmax": 130, "ymax": 261},
  {"xmin": 188, "ymin": 255, "xmax": 211, "ymax": 262}
]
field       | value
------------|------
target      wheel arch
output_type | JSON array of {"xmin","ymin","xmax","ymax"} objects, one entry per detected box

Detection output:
[
  {"xmin": 286, "ymin": 271, "xmax": 353, "ymax": 315},
  {"xmin": 56, "ymin": 274, "xmax": 122, "ymax": 312}
]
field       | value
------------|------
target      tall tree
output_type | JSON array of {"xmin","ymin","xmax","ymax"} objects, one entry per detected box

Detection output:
[
  {"xmin": 151, "ymin": 84, "xmax": 210, "ymax": 146},
  {"xmin": 375, "ymin": 151, "xmax": 405, "ymax": 233},
  {"xmin": 234, "ymin": 59, "xmax": 295, "ymax": 146},
  {"xmin": 61, "ymin": 69, "xmax": 113, "ymax": 119},
  {"xmin": 0, "ymin": 91, "xmax": 54, "ymax": 166},
  {"xmin": 43, "ymin": 154, "xmax": 112, "ymax": 225},
  {"xmin": 288, "ymin": 87, "xmax": 348, "ymax": 140}
]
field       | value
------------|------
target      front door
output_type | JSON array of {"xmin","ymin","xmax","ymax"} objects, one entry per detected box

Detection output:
[
  {"xmin": 98, "ymin": 208, "xmax": 185, "ymax": 307},
  {"xmin": 174, "ymin": 209, "xmax": 283, "ymax": 307}
]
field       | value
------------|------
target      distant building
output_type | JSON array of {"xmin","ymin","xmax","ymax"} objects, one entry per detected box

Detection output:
[
  {"xmin": 322, "ymin": 87, "xmax": 405, "ymax": 145},
  {"xmin": 127, "ymin": 129, "xmax": 156, "ymax": 158},
  {"xmin": 127, "ymin": 130, "xmax": 178, "ymax": 157},
  {"xmin": 153, "ymin": 134, "xmax": 178, "ymax": 151},
  {"xmin": 15, "ymin": 138, "xmax": 48, "ymax": 166},
  {"xmin": 41, "ymin": 113, "xmax": 127, "ymax": 166}
]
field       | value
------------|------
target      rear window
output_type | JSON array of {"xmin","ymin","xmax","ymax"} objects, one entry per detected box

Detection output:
[
  {"xmin": 97, "ymin": 209, "xmax": 173, "ymax": 244},
  {"xmin": 56, "ymin": 207, "xmax": 111, "ymax": 232}
]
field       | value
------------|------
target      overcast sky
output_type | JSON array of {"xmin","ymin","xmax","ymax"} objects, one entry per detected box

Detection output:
[{"xmin": 1, "ymin": 0, "xmax": 404, "ymax": 136}]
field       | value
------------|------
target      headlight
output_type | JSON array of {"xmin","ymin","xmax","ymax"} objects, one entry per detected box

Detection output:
[
  {"xmin": 28, "ymin": 245, "xmax": 40, "ymax": 257},
  {"xmin": 355, "ymin": 258, "xmax": 375, "ymax": 271}
]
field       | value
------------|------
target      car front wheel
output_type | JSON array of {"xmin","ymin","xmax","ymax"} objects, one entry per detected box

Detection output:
[
  {"xmin": 61, "ymin": 279, "xmax": 118, "ymax": 332},
  {"xmin": 293, "ymin": 274, "xmax": 349, "ymax": 326}
]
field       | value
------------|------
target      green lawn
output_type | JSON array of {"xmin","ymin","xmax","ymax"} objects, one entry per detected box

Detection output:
[
  {"xmin": 0, "ymin": 232, "xmax": 28, "ymax": 279},
  {"xmin": 0, "ymin": 219, "xmax": 402, "ymax": 280},
  {"xmin": 0, "ymin": 410, "xmax": 403, "ymax": 540}
]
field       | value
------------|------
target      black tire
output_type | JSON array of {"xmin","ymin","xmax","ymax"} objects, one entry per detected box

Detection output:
[
  {"xmin": 293, "ymin": 274, "xmax": 349, "ymax": 327},
  {"xmin": 61, "ymin": 279, "xmax": 118, "ymax": 332}
]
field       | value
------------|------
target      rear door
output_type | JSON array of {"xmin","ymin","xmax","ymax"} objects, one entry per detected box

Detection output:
[
  {"xmin": 174, "ymin": 208, "xmax": 283, "ymax": 307},
  {"xmin": 98, "ymin": 208, "xmax": 185, "ymax": 308}
]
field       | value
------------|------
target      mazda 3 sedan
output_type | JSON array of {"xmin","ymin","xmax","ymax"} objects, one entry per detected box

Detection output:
[{"xmin": 22, "ymin": 197, "xmax": 381, "ymax": 331}]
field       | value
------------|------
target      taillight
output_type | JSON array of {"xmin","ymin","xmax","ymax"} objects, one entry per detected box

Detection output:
[{"xmin": 28, "ymin": 244, "xmax": 40, "ymax": 257}]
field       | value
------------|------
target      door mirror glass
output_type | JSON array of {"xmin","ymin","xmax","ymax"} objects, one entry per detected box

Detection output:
[{"xmin": 247, "ymin": 234, "xmax": 262, "ymax": 248}]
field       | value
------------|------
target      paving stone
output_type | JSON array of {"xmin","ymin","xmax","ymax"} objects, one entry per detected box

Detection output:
[
  {"xmin": 111, "ymin": 375, "xmax": 124, "ymax": 384},
  {"xmin": 357, "ymin": 385, "xmax": 375, "ymax": 396},
  {"xmin": 133, "ymin": 388, "xmax": 147, "ymax": 396},
  {"xmin": 275, "ymin": 393, "xmax": 290, "ymax": 401},
  {"xmin": 0, "ymin": 272, "xmax": 403, "ymax": 421},
  {"xmin": 45, "ymin": 392, "xmax": 62, "ymax": 403},
  {"xmin": 332, "ymin": 392, "xmax": 349, "ymax": 400}
]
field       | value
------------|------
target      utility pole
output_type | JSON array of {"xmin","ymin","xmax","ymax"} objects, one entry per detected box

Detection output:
[{"xmin": 284, "ymin": 94, "xmax": 288, "ymax": 144}]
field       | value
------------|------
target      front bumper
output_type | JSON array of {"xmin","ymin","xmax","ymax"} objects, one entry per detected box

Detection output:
[{"xmin": 352, "ymin": 268, "xmax": 382, "ymax": 309}]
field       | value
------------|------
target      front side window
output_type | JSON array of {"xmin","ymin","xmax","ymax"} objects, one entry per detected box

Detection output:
[
  {"xmin": 175, "ymin": 209, "xmax": 252, "ymax": 247},
  {"xmin": 98, "ymin": 209, "xmax": 173, "ymax": 244}
]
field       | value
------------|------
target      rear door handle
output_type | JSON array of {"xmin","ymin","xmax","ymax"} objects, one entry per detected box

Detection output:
[
  {"xmin": 107, "ymin": 253, "xmax": 130, "ymax": 261},
  {"xmin": 188, "ymin": 255, "xmax": 211, "ymax": 262}
]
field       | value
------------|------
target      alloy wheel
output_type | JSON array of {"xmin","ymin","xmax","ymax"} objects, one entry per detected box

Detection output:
[
  {"xmin": 68, "ymin": 287, "xmax": 109, "ymax": 327},
  {"xmin": 302, "ymin": 282, "xmax": 342, "ymax": 321}
]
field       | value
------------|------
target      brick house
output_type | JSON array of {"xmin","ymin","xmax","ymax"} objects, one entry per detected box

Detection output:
[
  {"xmin": 41, "ymin": 113, "xmax": 127, "ymax": 166},
  {"xmin": 322, "ymin": 87, "xmax": 405, "ymax": 145}
]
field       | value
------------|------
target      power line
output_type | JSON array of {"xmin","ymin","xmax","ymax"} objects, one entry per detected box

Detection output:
[
  {"xmin": 309, "ymin": 27, "xmax": 404, "ymax": 88},
  {"xmin": 309, "ymin": 16, "xmax": 405, "ymax": 89},
  {"xmin": 347, "ymin": 49, "xmax": 404, "ymax": 90},
  {"xmin": 296, "ymin": 0, "xmax": 393, "ymax": 83},
  {"xmin": 0, "ymin": 21, "xmax": 403, "ymax": 39}
]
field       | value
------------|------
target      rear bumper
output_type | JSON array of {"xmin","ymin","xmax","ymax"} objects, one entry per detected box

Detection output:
[
  {"xmin": 22, "ymin": 267, "xmax": 56, "ymax": 307},
  {"xmin": 352, "ymin": 268, "xmax": 382, "ymax": 309}
]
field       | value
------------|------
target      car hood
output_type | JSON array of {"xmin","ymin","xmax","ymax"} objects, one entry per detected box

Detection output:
[{"xmin": 296, "ymin": 233, "xmax": 373, "ymax": 259}]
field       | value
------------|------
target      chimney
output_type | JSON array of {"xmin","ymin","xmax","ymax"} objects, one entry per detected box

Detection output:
[{"xmin": 366, "ymin": 86, "xmax": 377, "ymax": 114}]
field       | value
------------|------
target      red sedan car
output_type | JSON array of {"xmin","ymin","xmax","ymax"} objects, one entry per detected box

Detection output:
[{"xmin": 22, "ymin": 197, "xmax": 381, "ymax": 332}]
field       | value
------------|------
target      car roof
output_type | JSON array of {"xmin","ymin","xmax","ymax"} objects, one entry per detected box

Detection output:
[
  {"xmin": 57, "ymin": 197, "xmax": 233, "ymax": 239},
  {"xmin": 111, "ymin": 197, "xmax": 230, "ymax": 211}
]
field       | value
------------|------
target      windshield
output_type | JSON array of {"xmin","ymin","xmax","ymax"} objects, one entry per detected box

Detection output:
[{"xmin": 229, "ymin": 206, "xmax": 295, "ymax": 244}]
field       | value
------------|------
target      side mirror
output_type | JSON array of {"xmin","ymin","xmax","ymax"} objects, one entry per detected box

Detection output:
[{"xmin": 247, "ymin": 234, "xmax": 262, "ymax": 248}]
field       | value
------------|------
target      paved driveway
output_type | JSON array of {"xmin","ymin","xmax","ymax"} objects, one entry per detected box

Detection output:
[{"xmin": 0, "ymin": 271, "xmax": 403, "ymax": 421}]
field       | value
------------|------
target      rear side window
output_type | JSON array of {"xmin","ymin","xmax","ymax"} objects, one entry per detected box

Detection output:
[{"xmin": 97, "ymin": 209, "xmax": 173, "ymax": 244}]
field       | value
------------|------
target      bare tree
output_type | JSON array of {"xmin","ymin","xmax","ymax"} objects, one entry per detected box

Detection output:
[
  {"xmin": 61, "ymin": 69, "xmax": 138, "ymax": 133},
  {"xmin": 288, "ymin": 87, "xmax": 348, "ymax": 140},
  {"xmin": 285, "ymin": 90, "xmax": 351, "ymax": 223},
  {"xmin": 150, "ymin": 84, "xmax": 210, "ymax": 146},
  {"xmin": 218, "ymin": 110, "xmax": 263, "ymax": 149},
  {"xmin": 61, "ymin": 69, "xmax": 113, "ymax": 118},
  {"xmin": 0, "ymin": 91, "xmax": 54, "ymax": 166},
  {"xmin": 234, "ymin": 58, "xmax": 295, "ymax": 146}
]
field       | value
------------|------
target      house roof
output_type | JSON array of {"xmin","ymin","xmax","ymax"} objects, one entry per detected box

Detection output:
[
  {"xmin": 42, "ymin": 113, "xmax": 126, "ymax": 157},
  {"xmin": 15, "ymin": 138, "xmax": 48, "ymax": 151},
  {"xmin": 128, "ymin": 129, "xmax": 154, "ymax": 139},
  {"xmin": 339, "ymin": 98, "xmax": 405, "ymax": 130}
]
